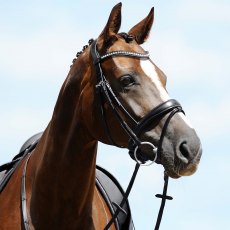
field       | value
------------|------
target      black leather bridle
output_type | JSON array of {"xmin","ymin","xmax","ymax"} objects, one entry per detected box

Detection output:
[
  {"xmin": 90, "ymin": 40, "xmax": 184, "ymax": 230},
  {"xmin": 90, "ymin": 40, "xmax": 183, "ymax": 164}
]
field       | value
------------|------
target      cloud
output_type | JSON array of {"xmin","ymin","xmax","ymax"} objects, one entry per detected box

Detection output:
[
  {"xmin": 186, "ymin": 96, "xmax": 230, "ymax": 141},
  {"xmin": 0, "ymin": 32, "xmax": 81, "ymax": 81},
  {"xmin": 176, "ymin": 0, "xmax": 230, "ymax": 22},
  {"xmin": 147, "ymin": 30, "xmax": 228, "ymax": 86},
  {"xmin": 0, "ymin": 107, "xmax": 51, "ymax": 163}
]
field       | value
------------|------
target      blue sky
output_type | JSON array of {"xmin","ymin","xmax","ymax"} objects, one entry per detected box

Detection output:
[{"xmin": 0, "ymin": 1, "xmax": 229, "ymax": 229}]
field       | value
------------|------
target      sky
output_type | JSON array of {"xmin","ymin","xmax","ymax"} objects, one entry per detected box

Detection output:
[{"xmin": 0, "ymin": 0, "xmax": 229, "ymax": 229}]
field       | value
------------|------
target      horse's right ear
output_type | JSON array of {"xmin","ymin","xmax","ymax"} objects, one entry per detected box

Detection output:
[{"xmin": 98, "ymin": 3, "xmax": 122, "ymax": 50}]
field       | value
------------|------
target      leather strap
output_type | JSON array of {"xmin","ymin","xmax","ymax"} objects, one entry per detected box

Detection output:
[
  {"xmin": 21, "ymin": 152, "xmax": 32, "ymax": 230},
  {"xmin": 134, "ymin": 99, "xmax": 183, "ymax": 135},
  {"xmin": 20, "ymin": 141, "xmax": 39, "ymax": 230}
]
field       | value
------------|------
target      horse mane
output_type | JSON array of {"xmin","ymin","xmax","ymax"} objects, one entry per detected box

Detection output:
[{"xmin": 70, "ymin": 38, "xmax": 95, "ymax": 68}]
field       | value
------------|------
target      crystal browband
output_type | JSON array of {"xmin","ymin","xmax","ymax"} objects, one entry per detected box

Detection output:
[{"xmin": 100, "ymin": 51, "xmax": 150, "ymax": 61}]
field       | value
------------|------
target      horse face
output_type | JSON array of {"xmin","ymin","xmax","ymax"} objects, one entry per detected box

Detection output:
[{"xmin": 93, "ymin": 3, "xmax": 202, "ymax": 178}]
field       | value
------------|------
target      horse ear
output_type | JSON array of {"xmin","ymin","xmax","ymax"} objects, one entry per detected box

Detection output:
[
  {"xmin": 128, "ymin": 7, "xmax": 154, "ymax": 44},
  {"xmin": 98, "ymin": 2, "xmax": 122, "ymax": 49}
]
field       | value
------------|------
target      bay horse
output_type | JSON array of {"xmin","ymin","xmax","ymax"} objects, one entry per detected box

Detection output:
[{"xmin": 0, "ymin": 3, "xmax": 202, "ymax": 230}]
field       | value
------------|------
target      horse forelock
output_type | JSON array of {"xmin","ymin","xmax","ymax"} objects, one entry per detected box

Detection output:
[{"xmin": 118, "ymin": 32, "xmax": 134, "ymax": 43}]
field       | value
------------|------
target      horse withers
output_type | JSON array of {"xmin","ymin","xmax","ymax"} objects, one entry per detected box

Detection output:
[{"xmin": 0, "ymin": 3, "xmax": 202, "ymax": 230}]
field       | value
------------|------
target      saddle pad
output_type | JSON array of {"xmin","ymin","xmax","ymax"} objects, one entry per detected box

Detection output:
[{"xmin": 96, "ymin": 165, "xmax": 134, "ymax": 230}]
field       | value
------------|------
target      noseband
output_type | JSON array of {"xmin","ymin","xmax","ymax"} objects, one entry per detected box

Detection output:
[{"xmin": 90, "ymin": 40, "xmax": 184, "ymax": 164}]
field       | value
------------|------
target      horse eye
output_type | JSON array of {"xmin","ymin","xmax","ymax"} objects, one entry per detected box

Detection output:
[{"xmin": 120, "ymin": 76, "xmax": 135, "ymax": 87}]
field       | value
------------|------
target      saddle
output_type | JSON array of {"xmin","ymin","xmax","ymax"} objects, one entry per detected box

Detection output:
[
  {"xmin": 0, "ymin": 132, "xmax": 42, "ymax": 192},
  {"xmin": 0, "ymin": 133, "xmax": 134, "ymax": 230}
]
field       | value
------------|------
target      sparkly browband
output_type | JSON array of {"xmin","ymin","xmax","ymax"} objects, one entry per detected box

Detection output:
[{"xmin": 100, "ymin": 50, "xmax": 150, "ymax": 62}]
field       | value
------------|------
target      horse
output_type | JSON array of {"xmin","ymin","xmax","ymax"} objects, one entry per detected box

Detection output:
[{"xmin": 0, "ymin": 3, "xmax": 202, "ymax": 230}]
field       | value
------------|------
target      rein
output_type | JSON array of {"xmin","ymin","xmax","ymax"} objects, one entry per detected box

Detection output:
[{"xmin": 90, "ymin": 40, "xmax": 184, "ymax": 230}]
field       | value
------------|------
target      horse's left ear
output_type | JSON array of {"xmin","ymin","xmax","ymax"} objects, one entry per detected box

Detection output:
[
  {"xmin": 98, "ymin": 3, "xmax": 122, "ymax": 49},
  {"xmin": 128, "ymin": 7, "xmax": 154, "ymax": 44}
]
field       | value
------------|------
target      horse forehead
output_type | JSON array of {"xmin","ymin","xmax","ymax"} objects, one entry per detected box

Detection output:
[{"xmin": 140, "ymin": 60, "xmax": 170, "ymax": 101}]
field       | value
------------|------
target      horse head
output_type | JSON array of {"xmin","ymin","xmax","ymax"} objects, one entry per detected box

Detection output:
[{"xmin": 74, "ymin": 3, "xmax": 202, "ymax": 179}]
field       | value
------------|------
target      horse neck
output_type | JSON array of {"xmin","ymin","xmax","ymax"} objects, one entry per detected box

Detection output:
[{"xmin": 29, "ymin": 51, "xmax": 98, "ymax": 227}]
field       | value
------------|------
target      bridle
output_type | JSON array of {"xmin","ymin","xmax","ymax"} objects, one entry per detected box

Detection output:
[
  {"xmin": 20, "ymin": 39, "xmax": 184, "ymax": 230},
  {"xmin": 90, "ymin": 40, "xmax": 183, "ymax": 164},
  {"xmin": 90, "ymin": 39, "xmax": 184, "ymax": 230}
]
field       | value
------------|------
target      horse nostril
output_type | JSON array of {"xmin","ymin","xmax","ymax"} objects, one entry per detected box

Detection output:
[{"xmin": 178, "ymin": 142, "xmax": 191, "ymax": 164}]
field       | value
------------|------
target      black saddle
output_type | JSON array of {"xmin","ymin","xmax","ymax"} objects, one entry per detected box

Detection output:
[
  {"xmin": 0, "ymin": 133, "xmax": 134, "ymax": 230},
  {"xmin": 0, "ymin": 133, "xmax": 42, "ymax": 192}
]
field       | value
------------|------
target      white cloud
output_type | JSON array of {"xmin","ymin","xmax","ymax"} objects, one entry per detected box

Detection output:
[
  {"xmin": 0, "ymin": 33, "xmax": 79, "ymax": 81},
  {"xmin": 0, "ymin": 107, "xmax": 51, "ymax": 163},
  {"xmin": 176, "ymin": 0, "xmax": 230, "ymax": 22},
  {"xmin": 186, "ymin": 97, "xmax": 230, "ymax": 140},
  {"xmin": 147, "ymin": 30, "xmax": 227, "ymax": 85}
]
